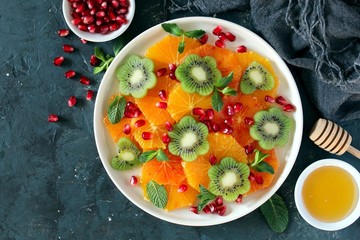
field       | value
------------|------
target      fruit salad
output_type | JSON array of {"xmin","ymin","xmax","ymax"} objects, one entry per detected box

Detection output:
[{"xmin": 104, "ymin": 23, "xmax": 294, "ymax": 215}]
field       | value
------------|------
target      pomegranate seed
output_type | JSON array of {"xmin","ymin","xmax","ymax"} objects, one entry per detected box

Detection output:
[
  {"xmin": 158, "ymin": 90, "xmax": 167, "ymax": 101},
  {"xmin": 100, "ymin": 25, "xmax": 109, "ymax": 34},
  {"xmin": 215, "ymin": 196, "xmax": 223, "ymax": 207},
  {"xmin": 168, "ymin": 63, "xmax": 177, "ymax": 72},
  {"xmin": 265, "ymin": 95, "xmax": 275, "ymax": 103},
  {"xmin": 209, "ymin": 155, "xmax": 217, "ymax": 165},
  {"xmin": 244, "ymin": 144, "xmax": 255, "ymax": 154},
  {"xmin": 283, "ymin": 103, "xmax": 295, "ymax": 112},
  {"xmin": 48, "ymin": 114, "xmax": 59, "ymax": 122},
  {"xmin": 101, "ymin": 1, "xmax": 108, "ymax": 9},
  {"xmin": 212, "ymin": 25, "xmax": 223, "ymax": 35},
  {"xmin": 75, "ymin": 3, "xmax": 85, "ymax": 13},
  {"xmin": 134, "ymin": 119, "xmax": 146, "ymax": 128},
  {"xmin": 80, "ymin": 76, "xmax": 91, "ymax": 85},
  {"xmin": 90, "ymin": 8, "xmax": 97, "ymax": 15},
  {"xmin": 217, "ymin": 206, "xmax": 227, "ymax": 216},
  {"xmin": 90, "ymin": 55, "xmax": 99, "ymax": 66},
  {"xmin": 244, "ymin": 117, "xmax": 255, "ymax": 125},
  {"xmin": 236, "ymin": 45, "xmax": 247, "ymax": 53},
  {"xmin": 192, "ymin": 107, "xmax": 205, "ymax": 116},
  {"xmin": 95, "ymin": 19, "xmax": 103, "ymax": 26},
  {"xmin": 63, "ymin": 44, "xmax": 74, "ymax": 53},
  {"xmin": 276, "ymin": 96, "xmax": 287, "ymax": 105},
  {"xmin": 78, "ymin": 24, "xmax": 88, "ymax": 32},
  {"xmin": 87, "ymin": 0, "xmax": 95, "ymax": 9},
  {"xmin": 96, "ymin": 11, "xmax": 106, "ymax": 17},
  {"xmin": 142, "ymin": 132, "xmax": 153, "ymax": 140},
  {"xmin": 72, "ymin": 2, "xmax": 79, "ymax": 9},
  {"xmin": 205, "ymin": 109, "xmax": 214, "ymax": 120},
  {"xmin": 83, "ymin": 15, "xmax": 94, "ymax": 24},
  {"xmin": 218, "ymin": 32, "xmax": 227, "ymax": 42},
  {"xmin": 71, "ymin": 12, "xmax": 81, "ymax": 19},
  {"xmin": 221, "ymin": 124, "xmax": 233, "ymax": 135},
  {"xmin": 123, "ymin": 124, "xmax": 131, "ymax": 134},
  {"xmin": 161, "ymin": 133, "xmax": 171, "ymax": 144},
  {"xmin": 255, "ymin": 175, "xmax": 264, "ymax": 185},
  {"xmin": 156, "ymin": 102, "xmax": 167, "ymax": 109},
  {"xmin": 233, "ymin": 102, "xmax": 243, "ymax": 113},
  {"xmin": 235, "ymin": 195, "xmax": 243, "ymax": 204},
  {"xmin": 86, "ymin": 90, "xmax": 94, "ymax": 101},
  {"xmin": 133, "ymin": 109, "xmax": 142, "ymax": 118},
  {"xmin": 225, "ymin": 32, "xmax": 236, "ymax": 42},
  {"xmin": 211, "ymin": 122, "xmax": 220, "ymax": 132},
  {"xmin": 190, "ymin": 206, "xmax": 199, "ymax": 214},
  {"xmin": 118, "ymin": 7, "xmax": 128, "ymax": 14},
  {"xmin": 156, "ymin": 68, "xmax": 167, "ymax": 77},
  {"xmin": 65, "ymin": 70, "xmax": 76, "ymax": 79},
  {"xmin": 203, "ymin": 120, "xmax": 212, "ymax": 131},
  {"xmin": 72, "ymin": 18, "xmax": 82, "ymax": 25},
  {"xmin": 215, "ymin": 39, "xmax": 225, "ymax": 48},
  {"xmin": 130, "ymin": 176, "xmax": 138, "ymax": 185},
  {"xmin": 126, "ymin": 101, "xmax": 137, "ymax": 111},
  {"xmin": 203, "ymin": 205, "xmax": 212, "ymax": 214},
  {"xmin": 80, "ymin": 38, "xmax": 87, "ymax": 44},
  {"xmin": 178, "ymin": 184, "xmax": 188, "ymax": 193},
  {"xmin": 208, "ymin": 203, "xmax": 217, "ymax": 213},
  {"xmin": 53, "ymin": 56, "xmax": 64, "ymax": 66},
  {"xmin": 248, "ymin": 172, "xmax": 256, "ymax": 181},
  {"xmin": 169, "ymin": 72, "xmax": 176, "ymax": 80},
  {"xmin": 199, "ymin": 33, "xmax": 208, "ymax": 44},
  {"xmin": 115, "ymin": 15, "xmax": 126, "ymax": 24},
  {"xmin": 58, "ymin": 29, "xmax": 70, "ymax": 37},
  {"xmin": 88, "ymin": 24, "xmax": 97, "ymax": 33},
  {"xmin": 198, "ymin": 114, "xmax": 207, "ymax": 123},
  {"xmin": 111, "ymin": 0, "xmax": 120, "ymax": 8},
  {"xmin": 226, "ymin": 105, "xmax": 235, "ymax": 116},
  {"xmin": 224, "ymin": 117, "xmax": 233, "ymax": 125},
  {"xmin": 165, "ymin": 121, "xmax": 173, "ymax": 132},
  {"xmin": 68, "ymin": 96, "xmax": 77, "ymax": 107},
  {"xmin": 109, "ymin": 23, "xmax": 120, "ymax": 31},
  {"xmin": 109, "ymin": 11, "xmax": 117, "ymax": 21}
]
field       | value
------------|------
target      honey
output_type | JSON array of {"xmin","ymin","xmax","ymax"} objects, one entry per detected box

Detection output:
[{"xmin": 302, "ymin": 166, "xmax": 358, "ymax": 222}]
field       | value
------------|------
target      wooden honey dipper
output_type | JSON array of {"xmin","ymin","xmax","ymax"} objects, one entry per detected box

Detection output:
[{"xmin": 309, "ymin": 118, "xmax": 360, "ymax": 159}]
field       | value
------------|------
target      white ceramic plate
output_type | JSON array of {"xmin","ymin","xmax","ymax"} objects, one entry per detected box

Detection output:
[{"xmin": 94, "ymin": 17, "xmax": 303, "ymax": 226}]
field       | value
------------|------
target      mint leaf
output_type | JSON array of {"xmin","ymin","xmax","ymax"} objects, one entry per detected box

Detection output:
[
  {"xmin": 94, "ymin": 46, "xmax": 107, "ymax": 62},
  {"xmin": 252, "ymin": 161, "xmax": 274, "ymax": 174},
  {"xmin": 197, "ymin": 185, "xmax": 216, "ymax": 212},
  {"xmin": 184, "ymin": 29, "xmax": 206, "ymax": 38},
  {"xmin": 107, "ymin": 96, "xmax": 126, "ymax": 124},
  {"xmin": 113, "ymin": 38, "xmax": 125, "ymax": 56},
  {"xmin": 178, "ymin": 35, "xmax": 185, "ymax": 53},
  {"xmin": 251, "ymin": 150, "xmax": 270, "ymax": 166},
  {"xmin": 156, "ymin": 149, "xmax": 169, "ymax": 161},
  {"xmin": 211, "ymin": 89, "xmax": 223, "ymax": 112},
  {"xmin": 220, "ymin": 87, "xmax": 238, "ymax": 96},
  {"xmin": 161, "ymin": 23, "xmax": 184, "ymax": 37},
  {"xmin": 260, "ymin": 193, "xmax": 289, "ymax": 233},
  {"xmin": 214, "ymin": 72, "xmax": 234, "ymax": 88},
  {"xmin": 93, "ymin": 64, "xmax": 106, "ymax": 74},
  {"xmin": 146, "ymin": 180, "xmax": 168, "ymax": 209},
  {"xmin": 139, "ymin": 150, "xmax": 158, "ymax": 163}
]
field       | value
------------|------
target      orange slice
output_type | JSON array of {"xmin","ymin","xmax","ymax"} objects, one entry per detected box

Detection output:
[
  {"xmin": 132, "ymin": 117, "xmax": 167, "ymax": 150},
  {"xmin": 165, "ymin": 180, "xmax": 199, "ymax": 211},
  {"xmin": 135, "ymin": 96, "xmax": 174, "ymax": 126}
]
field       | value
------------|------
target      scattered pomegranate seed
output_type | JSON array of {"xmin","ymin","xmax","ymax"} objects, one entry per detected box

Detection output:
[
  {"xmin": 156, "ymin": 68, "xmax": 167, "ymax": 77},
  {"xmin": 233, "ymin": 102, "xmax": 243, "ymax": 112},
  {"xmin": 203, "ymin": 120, "xmax": 212, "ymax": 131},
  {"xmin": 212, "ymin": 25, "xmax": 223, "ymax": 35},
  {"xmin": 218, "ymin": 32, "xmax": 227, "ymax": 42},
  {"xmin": 65, "ymin": 70, "xmax": 76, "ymax": 79},
  {"xmin": 68, "ymin": 96, "xmax": 77, "ymax": 107},
  {"xmin": 276, "ymin": 96, "xmax": 287, "ymax": 105},
  {"xmin": 244, "ymin": 117, "xmax": 255, "ymax": 125},
  {"xmin": 208, "ymin": 203, "xmax": 217, "ymax": 213},
  {"xmin": 235, "ymin": 194, "xmax": 243, "ymax": 204},
  {"xmin": 48, "ymin": 114, "xmax": 59, "ymax": 122},
  {"xmin": 203, "ymin": 205, "xmax": 212, "ymax": 214},
  {"xmin": 90, "ymin": 55, "xmax": 99, "ymax": 66},
  {"xmin": 161, "ymin": 133, "xmax": 171, "ymax": 144},
  {"xmin": 123, "ymin": 124, "xmax": 131, "ymax": 134},
  {"xmin": 225, "ymin": 32, "xmax": 236, "ymax": 42},
  {"xmin": 80, "ymin": 38, "xmax": 87, "ymax": 44},
  {"xmin": 199, "ymin": 33, "xmax": 208, "ymax": 44},
  {"xmin": 134, "ymin": 119, "xmax": 146, "ymax": 128},
  {"xmin": 224, "ymin": 118, "xmax": 233, "ymax": 125},
  {"xmin": 130, "ymin": 176, "xmax": 138, "ymax": 185},
  {"xmin": 165, "ymin": 121, "xmax": 173, "ymax": 132},
  {"xmin": 265, "ymin": 95, "xmax": 275, "ymax": 103},
  {"xmin": 58, "ymin": 29, "xmax": 70, "ymax": 37},
  {"xmin": 198, "ymin": 114, "xmax": 207, "ymax": 123},
  {"xmin": 158, "ymin": 90, "xmax": 167, "ymax": 101},
  {"xmin": 80, "ymin": 76, "xmax": 91, "ymax": 85},
  {"xmin": 211, "ymin": 122, "xmax": 220, "ymax": 132},
  {"xmin": 168, "ymin": 72, "xmax": 176, "ymax": 80},
  {"xmin": 192, "ymin": 107, "xmax": 205, "ymax": 116},
  {"xmin": 63, "ymin": 44, "xmax": 74, "ymax": 53},
  {"xmin": 244, "ymin": 144, "xmax": 255, "ymax": 154},
  {"xmin": 177, "ymin": 184, "xmax": 188, "ymax": 193},
  {"xmin": 248, "ymin": 172, "xmax": 256, "ymax": 181},
  {"xmin": 126, "ymin": 101, "xmax": 137, "ymax": 111},
  {"xmin": 53, "ymin": 56, "xmax": 64, "ymax": 66},
  {"xmin": 168, "ymin": 63, "xmax": 177, "ymax": 72},
  {"xmin": 217, "ymin": 206, "xmax": 226, "ymax": 216},
  {"xmin": 283, "ymin": 103, "xmax": 295, "ymax": 112},
  {"xmin": 189, "ymin": 206, "xmax": 199, "ymax": 214},
  {"xmin": 142, "ymin": 132, "xmax": 153, "ymax": 140},
  {"xmin": 86, "ymin": 90, "xmax": 94, "ymax": 100},
  {"xmin": 156, "ymin": 101, "xmax": 167, "ymax": 109},
  {"xmin": 215, "ymin": 196, "xmax": 223, "ymax": 207},
  {"xmin": 215, "ymin": 39, "xmax": 225, "ymax": 48},
  {"xmin": 205, "ymin": 109, "xmax": 214, "ymax": 120},
  {"xmin": 236, "ymin": 45, "xmax": 247, "ymax": 53},
  {"xmin": 226, "ymin": 105, "xmax": 235, "ymax": 116},
  {"xmin": 209, "ymin": 155, "xmax": 217, "ymax": 165},
  {"xmin": 255, "ymin": 175, "xmax": 264, "ymax": 185},
  {"xmin": 221, "ymin": 124, "xmax": 233, "ymax": 135}
]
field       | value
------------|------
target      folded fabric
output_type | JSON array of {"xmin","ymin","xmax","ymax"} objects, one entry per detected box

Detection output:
[{"xmin": 168, "ymin": 0, "xmax": 360, "ymax": 123}]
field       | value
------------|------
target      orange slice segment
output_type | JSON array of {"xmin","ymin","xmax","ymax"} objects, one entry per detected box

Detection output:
[
  {"xmin": 132, "ymin": 117, "xmax": 167, "ymax": 150},
  {"xmin": 135, "ymin": 96, "xmax": 174, "ymax": 126},
  {"xmin": 165, "ymin": 180, "xmax": 199, "ymax": 211}
]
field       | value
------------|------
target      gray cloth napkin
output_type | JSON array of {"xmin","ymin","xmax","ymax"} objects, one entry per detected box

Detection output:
[{"xmin": 168, "ymin": 0, "xmax": 360, "ymax": 123}]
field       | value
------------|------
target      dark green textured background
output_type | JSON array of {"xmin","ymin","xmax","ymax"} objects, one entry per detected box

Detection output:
[{"xmin": 0, "ymin": 0, "xmax": 359, "ymax": 239}]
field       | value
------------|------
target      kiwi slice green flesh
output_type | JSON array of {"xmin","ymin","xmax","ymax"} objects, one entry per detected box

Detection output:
[
  {"xmin": 208, "ymin": 157, "xmax": 250, "ymax": 201},
  {"xmin": 240, "ymin": 61, "xmax": 274, "ymax": 94},
  {"xmin": 168, "ymin": 116, "xmax": 209, "ymax": 162},
  {"xmin": 111, "ymin": 137, "xmax": 142, "ymax": 170},
  {"xmin": 175, "ymin": 54, "xmax": 221, "ymax": 96},
  {"xmin": 250, "ymin": 107, "xmax": 293, "ymax": 150},
  {"xmin": 116, "ymin": 55, "xmax": 157, "ymax": 98}
]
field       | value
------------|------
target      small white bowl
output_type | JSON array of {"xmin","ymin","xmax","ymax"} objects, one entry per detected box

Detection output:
[
  {"xmin": 295, "ymin": 159, "xmax": 360, "ymax": 231},
  {"xmin": 62, "ymin": 0, "xmax": 135, "ymax": 42}
]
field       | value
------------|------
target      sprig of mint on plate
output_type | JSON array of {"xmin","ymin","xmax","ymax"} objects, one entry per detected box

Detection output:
[
  {"xmin": 139, "ymin": 149, "xmax": 169, "ymax": 163},
  {"xmin": 250, "ymin": 149, "xmax": 274, "ymax": 174},
  {"xmin": 197, "ymin": 185, "xmax": 216, "ymax": 212},
  {"xmin": 212, "ymin": 72, "xmax": 238, "ymax": 112},
  {"xmin": 146, "ymin": 180, "xmax": 168, "ymax": 209},
  {"xmin": 161, "ymin": 23, "xmax": 206, "ymax": 53},
  {"xmin": 93, "ymin": 38, "xmax": 125, "ymax": 74},
  {"xmin": 107, "ymin": 95, "xmax": 126, "ymax": 124},
  {"xmin": 260, "ymin": 193, "xmax": 289, "ymax": 233}
]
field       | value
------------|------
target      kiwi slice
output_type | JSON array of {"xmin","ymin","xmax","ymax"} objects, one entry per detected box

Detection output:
[
  {"xmin": 168, "ymin": 116, "xmax": 209, "ymax": 162},
  {"xmin": 250, "ymin": 107, "xmax": 293, "ymax": 150},
  {"xmin": 208, "ymin": 157, "xmax": 250, "ymax": 201},
  {"xmin": 116, "ymin": 55, "xmax": 156, "ymax": 98},
  {"xmin": 175, "ymin": 54, "xmax": 221, "ymax": 96},
  {"xmin": 111, "ymin": 137, "xmax": 141, "ymax": 170},
  {"xmin": 240, "ymin": 61, "xmax": 274, "ymax": 94}
]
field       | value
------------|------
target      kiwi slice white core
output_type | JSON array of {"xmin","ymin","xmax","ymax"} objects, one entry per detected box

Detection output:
[
  {"xmin": 129, "ymin": 69, "xmax": 144, "ymax": 85},
  {"xmin": 263, "ymin": 122, "xmax": 280, "ymax": 135},
  {"xmin": 249, "ymin": 69, "xmax": 264, "ymax": 85},
  {"xmin": 119, "ymin": 151, "xmax": 136, "ymax": 161},
  {"xmin": 221, "ymin": 172, "xmax": 237, "ymax": 187},
  {"xmin": 191, "ymin": 67, "xmax": 207, "ymax": 82},
  {"xmin": 181, "ymin": 132, "xmax": 198, "ymax": 148}
]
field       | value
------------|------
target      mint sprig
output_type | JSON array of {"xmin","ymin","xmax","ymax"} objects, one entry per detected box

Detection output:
[
  {"xmin": 250, "ymin": 149, "xmax": 274, "ymax": 174},
  {"xmin": 139, "ymin": 149, "xmax": 169, "ymax": 163},
  {"xmin": 107, "ymin": 96, "xmax": 126, "ymax": 124},
  {"xmin": 260, "ymin": 193, "xmax": 289, "ymax": 233},
  {"xmin": 161, "ymin": 23, "xmax": 205, "ymax": 53},
  {"xmin": 93, "ymin": 38, "xmax": 124, "ymax": 74},
  {"xmin": 146, "ymin": 180, "xmax": 168, "ymax": 209},
  {"xmin": 211, "ymin": 72, "xmax": 237, "ymax": 112},
  {"xmin": 197, "ymin": 185, "xmax": 216, "ymax": 212}
]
